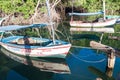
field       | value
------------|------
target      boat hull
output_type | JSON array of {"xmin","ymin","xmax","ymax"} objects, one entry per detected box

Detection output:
[
  {"xmin": 0, "ymin": 42, "xmax": 71, "ymax": 58},
  {"xmin": 70, "ymin": 19, "xmax": 116, "ymax": 27}
]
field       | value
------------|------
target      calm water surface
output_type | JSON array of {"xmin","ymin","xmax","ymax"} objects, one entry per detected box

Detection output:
[{"xmin": 0, "ymin": 47, "xmax": 120, "ymax": 80}]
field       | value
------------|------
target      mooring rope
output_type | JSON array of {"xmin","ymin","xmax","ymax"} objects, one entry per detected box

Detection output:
[{"xmin": 69, "ymin": 51, "xmax": 106, "ymax": 63}]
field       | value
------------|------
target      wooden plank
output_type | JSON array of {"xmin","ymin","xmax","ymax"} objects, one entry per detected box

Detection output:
[
  {"xmin": 90, "ymin": 41, "xmax": 120, "ymax": 57},
  {"xmin": 70, "ymin": 27, "xmax": 114, "ymax": 33}
]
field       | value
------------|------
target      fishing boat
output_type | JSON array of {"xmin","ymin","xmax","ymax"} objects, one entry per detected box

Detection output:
[
  {"xmin": 69, "ymin": 0, "xmax": 117, "ymax": 27},
  {"xmin": 69, "ymin": 12, "xmax": 117, "ymax": 27},
  {"xmin": 0, "ymin": 24, "xmax": 71, "ymax": 58}
]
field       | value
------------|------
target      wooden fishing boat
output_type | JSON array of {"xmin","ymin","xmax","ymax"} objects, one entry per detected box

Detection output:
[
  {"xmin": 0, "ymin": 24, "xmax": 71, "ymax": 58},
  {"xmin": 69, "ymin": 18, "xmax": 117, "ymax": 27},
  {"xmin": 69, "ymin": 0, "xmax": 117, "ymax": 27}
]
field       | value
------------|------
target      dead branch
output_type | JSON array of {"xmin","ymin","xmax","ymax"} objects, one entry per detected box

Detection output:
[
  {"xmin": 31, "ymin": 0, "xmax": 41, "ymax": 23},
  {"xmin": 51, "ymin": 0, "xmax": 61, "ymax": 8}
]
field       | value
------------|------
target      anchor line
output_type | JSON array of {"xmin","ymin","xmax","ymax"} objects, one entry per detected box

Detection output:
[{"xmin": 69, "ymin": 51, "xmax": 106, "ymax": 63}]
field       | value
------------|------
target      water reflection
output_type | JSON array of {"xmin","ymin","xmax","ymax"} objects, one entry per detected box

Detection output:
[
  {"xmin": 0, "ymin": 47, "xmax": 70, "ymax": 80},
  {"xmin": 1, "ymin": 47, "xmax": 120, "ymax": 80},
  {"xmin": 53, "ymin": 48, "xmax": 120, "ymax": 80},
  {"xmin": 88, "ymin": 66, "xmax": 115, "ymax": 80},
  {"xmin": 0, "ymin": 53, "xmax": 28, "ymax": 80},
  {"xmin": 52, "ymin": 48, "xmax": 106, "ymax": 80}
]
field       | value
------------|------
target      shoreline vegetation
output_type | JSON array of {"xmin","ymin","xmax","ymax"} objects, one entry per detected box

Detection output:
[{"xmin": 0, "ymin": 0, "xmax": 119, "ymax": 25}]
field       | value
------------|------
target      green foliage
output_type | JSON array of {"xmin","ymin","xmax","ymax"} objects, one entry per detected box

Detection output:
[
  {"xmin": 67, "ymin": 0, "xmax": 119, "ymax": 14},
  {"xmin": 0, "ymin": 0, "xmax": 47, "ymax": 18},
  {"xmin": 40, "ymin": 6, "xmax": 47, "ymax": 13},
  {"xmin": 0, "ymin": 0, "xmax": 119, "ymax": 18}
]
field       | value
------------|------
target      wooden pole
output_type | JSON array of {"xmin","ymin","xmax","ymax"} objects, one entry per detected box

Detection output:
[
  {"xmin": 105, "ymin": 50, "xmax": 115, "ymax": 77},
  {"xmin": 90, "ymin": 41, "xmax": 116, "ymax": 70},
  {"xmin": 90, "ymin": 41, "xmax": 120, "ymax": 57},
  {"xmin": 107, "ymin": 50, "xmax": 116, "ymax": 69},
  {"xmin": 46, "ymin": 0, "xmax": 55, "ymax": 44},
  {"xmin": 96, "ymin": 78, "xmax": 103, "ymax": 80},
  {"xmin": 103, "ymin": 0, "xmax": 106, "ymax": 20},
  {"xmin": 99, "ymin": 33, "xmax": 104, "ymax": 43},
  {"xmin": 71, "ymin": 0, "xmax": 74, "ymax": 21},
  {"xmin": 105, "ymin": 68, "xmax": 113, "ymax": 78}
]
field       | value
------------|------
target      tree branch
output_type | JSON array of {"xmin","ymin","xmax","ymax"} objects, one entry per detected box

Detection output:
[
  {"xmin": 51, "ymin": 0, "xmax": 61, "ymax": 8},
  {"xmin": 31, "ymin": 0, "xmax": 40, "ymax": 23}
]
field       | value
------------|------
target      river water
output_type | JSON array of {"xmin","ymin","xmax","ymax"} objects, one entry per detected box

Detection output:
[
  {"xmin": 0, "ymin": 23, "xmax": 120, "ymax": 80},
  {"xmin": 0, "ymin": 46, "xmax": 120, "ymax": 80}
]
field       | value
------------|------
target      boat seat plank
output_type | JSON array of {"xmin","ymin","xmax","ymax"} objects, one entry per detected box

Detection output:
[
  {"xmin": 16, "ymin": 37, "xmax": 53, "ymax": 46},
  {"xmin": 17, "ymin": 37, "xmax": 35, "ymax": 45}
]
